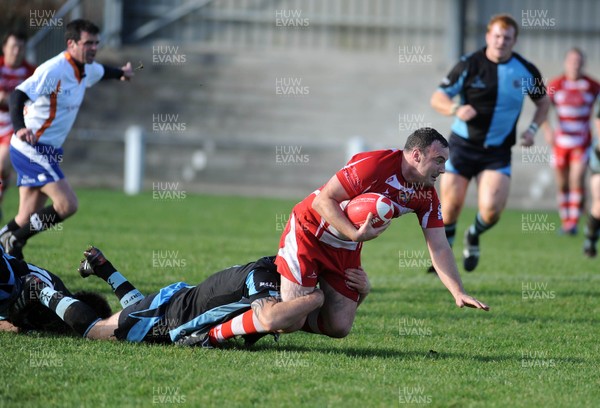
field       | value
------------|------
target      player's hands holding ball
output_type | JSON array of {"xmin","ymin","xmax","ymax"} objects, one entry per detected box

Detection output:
[
  {"xmin": 345, "ymin": 193, "xmax": 394, "ymax": 242},
  {"xmin": 354, "ymin": 212, "xmax": 390, "ymax": 242}
]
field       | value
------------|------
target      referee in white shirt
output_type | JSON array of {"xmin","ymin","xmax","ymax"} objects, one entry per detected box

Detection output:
[{"xmin": 0, "ymin": 19, "xmax": 134, "ymax": 259}]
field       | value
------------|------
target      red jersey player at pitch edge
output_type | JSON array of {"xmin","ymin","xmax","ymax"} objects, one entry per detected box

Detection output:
[
  {"xmin": 0, "ymin": 31, "xmax": 36, "ymax": 221},
  {"xmin": 542, "ymin": 48, "xmax": 600, "ymax": 235},
  {"xmin": 275, "ymin": 127, "xmax": 489, "ymax": 339},
  {"xmin": 0, "ymin": 19, "xmax": 134, "ymax": 259}
]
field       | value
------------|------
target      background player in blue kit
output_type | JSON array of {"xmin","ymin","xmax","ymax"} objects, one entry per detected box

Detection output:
[
  {"xmin": 430, "ymin": 13, "xmax": 550, "ymax": 272},
  {"xmin": 0, "ymin": 19, "xmax": 134, "ymax": 259}
]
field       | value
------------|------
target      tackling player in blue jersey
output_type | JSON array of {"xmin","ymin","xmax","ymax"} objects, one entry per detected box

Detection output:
[
  {"xmin": 2, "ymin": 247, "xmax": 344, "ymax": 347},
  {"xmin": 430, "ymin": 13, "xmax": 550, "ymax": 272}
]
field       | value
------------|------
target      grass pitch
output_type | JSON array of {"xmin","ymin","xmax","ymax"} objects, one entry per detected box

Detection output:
[{"xmin": 1, "ymin": 189, "xmax": 598, "ymax": 407}]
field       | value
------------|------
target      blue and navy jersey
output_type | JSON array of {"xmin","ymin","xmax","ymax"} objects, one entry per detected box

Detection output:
[
  {"xmin": 0, "ymin": 247, "xmax": 73, "ymax": 333},
  {"xmin": 439, "ymin": 48, "xmax": 546, "ymax": 148},
  {"xmin": 0, "ymin": 251, "xmax": 24, "ymax": 317},
  {"xmin": 161, "ymin": 256, "xmax": 280, "ymax": 342},
  {"xmin": 0, "ymin": 249, "xmax": 71, "ymax": 332}
]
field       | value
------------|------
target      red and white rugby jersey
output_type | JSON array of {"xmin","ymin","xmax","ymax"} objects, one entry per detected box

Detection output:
[
  {"xmin": 16, "ymin": 51, "xmax": 104, "ymax": 147},
  {"xmin": 549, "ymin": 75, "xmax": 600, "ymax": 149},
  {"xmin": 0, "ymin": 56, "xmax": 35, "ymax": 137},
  {"xmin": 293, "ymin": 149, "xmax": 444, "ymax": 248}
]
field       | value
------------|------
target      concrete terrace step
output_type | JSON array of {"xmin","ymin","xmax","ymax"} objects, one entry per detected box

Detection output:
[{"xmin": 67, "ymin": 45, "xmax": 563, "ymax": 207}]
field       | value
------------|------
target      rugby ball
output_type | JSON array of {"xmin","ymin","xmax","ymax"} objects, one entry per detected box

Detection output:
[{"xmin": 344, "ymin": 193, "xmax": 394, "ymax": 228}]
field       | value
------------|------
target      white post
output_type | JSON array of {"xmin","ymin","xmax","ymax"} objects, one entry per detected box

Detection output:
[
  {"xmin": 124, "ymin": 125, "xmax": 145, "ymax": 195},
  {"xmin": 346, "ymin": 135, "xmax": 367, "ymax": 162}
]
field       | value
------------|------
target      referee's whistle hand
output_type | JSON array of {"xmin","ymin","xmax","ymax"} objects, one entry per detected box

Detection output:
[
  {"xmin": 120, "ymin": 62, "xmax": 134, "ymax": 81},
  {"xmin": 16, "ymin": 128, "xmax": 36, "ymax": 145}
]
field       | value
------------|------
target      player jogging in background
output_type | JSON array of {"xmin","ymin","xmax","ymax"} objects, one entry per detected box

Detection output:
[
  {"xmin": 543, "ymin": 48, "xmax": 600, "ymax": 235},
  {"xmin": 8, "ymin": 247, "xmax": 330, "ymax": 348},
  {"xmin": 0, "ymin": 31, "xmax": 36, "ymax": 221},
  {"xmin": 275, "ymin": 127, "xmax": 489, "ymax": 340},
  {"xmin": 0, "ymin": 19, "xmax": 134, "ymax": 259},
  {"xmin": 430, "ymin": 13, "xmax": 550, "ymax": 272}
]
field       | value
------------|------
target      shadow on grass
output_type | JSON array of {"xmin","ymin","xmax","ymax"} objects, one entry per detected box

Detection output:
[
  {"xmin": 4, "ymin": 330, "xmax": 588, "ymax": 367},
  {"xmin": 247, "ymin": 342, "xmax": 589, "ymax": 365}
]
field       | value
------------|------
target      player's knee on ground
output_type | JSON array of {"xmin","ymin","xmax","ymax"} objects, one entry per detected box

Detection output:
[
  {"xmin": 320, "ymin": 311, "xmax": 354, "ymax": 338},
  {"xmin": 267, "ymin": 315, "xmax": 307, "ymax": 334},
  {"xmin": 280, "ymin": 318, "xmax": 306, "ymax": 333},
  {"xmin": 322, "ymin": 322, "xmax": 352, "ymax": 339}
]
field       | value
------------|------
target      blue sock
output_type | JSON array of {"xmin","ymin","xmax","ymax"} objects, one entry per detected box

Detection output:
[{"xmin": 106, "ymin": 272, "xmax": 144, "ymax": 308}]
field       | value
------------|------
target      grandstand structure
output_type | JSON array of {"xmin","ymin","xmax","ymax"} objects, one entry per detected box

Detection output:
[{"xmin": 22, "ymin": 0, "xmax": 600, "ymax": 207}]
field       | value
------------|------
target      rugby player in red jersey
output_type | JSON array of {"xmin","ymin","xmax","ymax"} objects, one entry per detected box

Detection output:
[
  {"xmin": 582, "ymin": 107, "xmax": 600, "ymax": 257},
  {"xmin": 543, "ymin": 48, "xmax": 600, "ymax": 235},
  {"xmin": 0, "ymin": 31, "xmax": 35, "ymax": 219},
  {"xmin": 274, "ymin": 127, "xmax": 489, "ymax": 339}
]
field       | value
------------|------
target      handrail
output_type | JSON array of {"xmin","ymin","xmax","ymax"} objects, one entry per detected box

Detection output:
[
  {"xmin": 127, "ymin": 0, "xmax": 215, "ymax": 42},
  {"xmin": 27, "ymin": 0, "xmax": 83, "ymax": 50}
]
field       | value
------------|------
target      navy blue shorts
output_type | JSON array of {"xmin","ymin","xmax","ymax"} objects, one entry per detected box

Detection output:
[
  {"xmin": 445, "ymin": 133, "xmax": 512, "ymax": 179},
  {"xmin": 115, "ymin": 282, "xmax": 190, "ymax": 343}
]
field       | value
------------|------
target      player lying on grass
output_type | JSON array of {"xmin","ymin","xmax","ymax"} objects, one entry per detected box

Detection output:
[
  {"xmin": 6, "ymin": 247, "xmax": 369, "ymax": 347},
  {"xmin": 0, "ymin": 247, "xmax": 111, "ymax": 334}
]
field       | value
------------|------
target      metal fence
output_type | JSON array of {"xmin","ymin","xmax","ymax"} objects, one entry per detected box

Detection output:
[
  {"xmin": 124, "ymin": 0, "xmax": 446, "ymax": 55},
  {"xmin": 28, "ymin": 0, "xmax": 600, "ymax": 66},
  {"xmin": 120, "ymin": 0, "xmax": 600, "ymax": 63}
]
